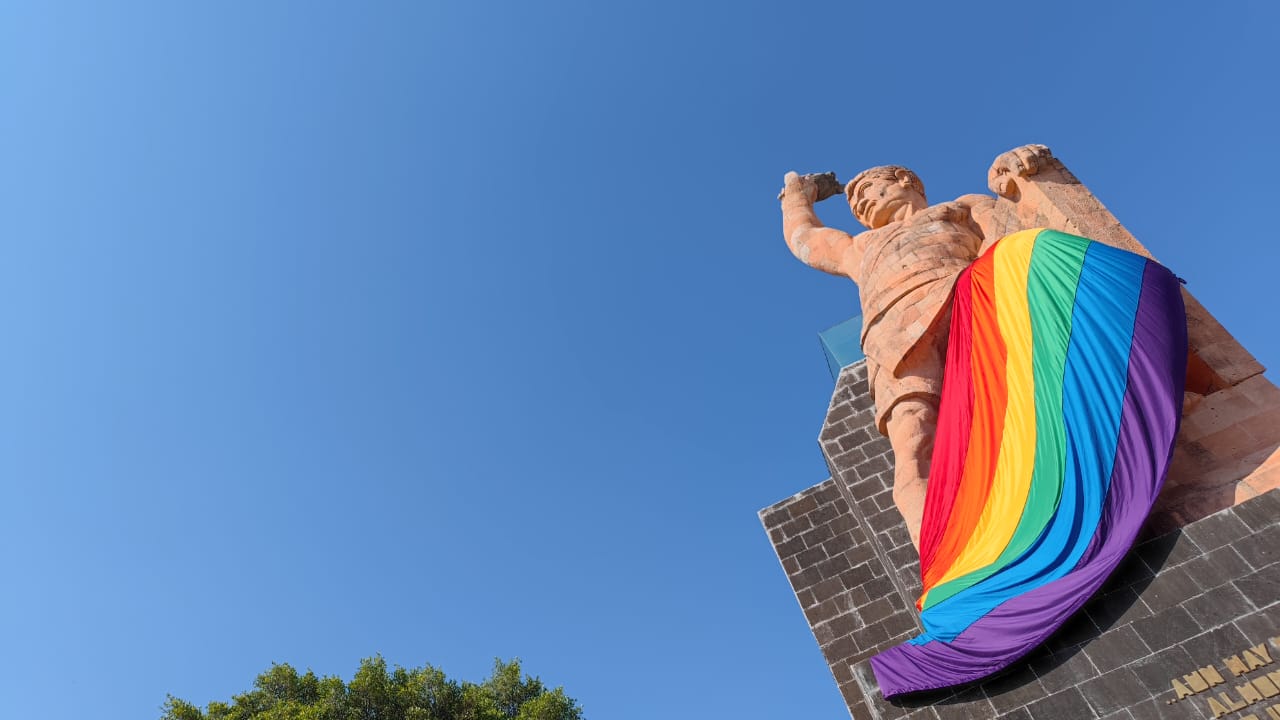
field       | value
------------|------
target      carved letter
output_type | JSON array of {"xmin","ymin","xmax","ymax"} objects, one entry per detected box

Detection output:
[
  {"xmin": 1255, "ymin": 644, "xmax": 1276, "ymax": 664},
  {"xmin": 1201, "ymin": 665, "xmax": 1227, "ymax": 687},
  {"xmin": 1240, "ymin": 682, "xmax": 1265, "ymax": 705},
  {"xmin": 1172, "ymin": 678, "xmax": 1195, "ymax": 700},
  {"xmin": 1247, "ymin": 649, "xmax": 1272, "ymax": 671},
  {"xmin": 1210, "ymin": 696, "xmax": 1233, "ymax": 718},
  {"xmin": 1217, "ymin": 691, "xmax": 1248, "ymax": 711},
  {"xmin": 1186, "ymin": 671, "xmax": 1210, "ymax": 692},
  {"xmin": 1226, "ymin": 655, "xmax": 1250, "ymax": 676},
  {"xmin": 1253, "ymin": 676, "xmax": 1280, "ymax": 699}
]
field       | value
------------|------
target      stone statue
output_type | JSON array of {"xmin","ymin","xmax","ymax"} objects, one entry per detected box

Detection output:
[{"xmin": 779, "ymin": 144, "xmax": 1054, "ymax": 547}]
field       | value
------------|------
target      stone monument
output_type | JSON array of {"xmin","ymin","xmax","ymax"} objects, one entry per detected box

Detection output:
[
  {"xmin": 763, "ymin": 146, "xmax": 1280, "ymax": 719},
  {"xmin": 779, "ymin": 144, "xmax": 1053, "ymax": 547}
]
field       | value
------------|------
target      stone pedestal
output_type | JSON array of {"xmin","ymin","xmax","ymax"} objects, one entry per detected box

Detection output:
[{"xmin": 761, "ymin": 362, "xmax": 1280, "ymax": 720}]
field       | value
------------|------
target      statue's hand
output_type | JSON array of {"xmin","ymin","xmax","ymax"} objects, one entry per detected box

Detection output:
[
  {"xmin": 779, "ymin": 171, "xmax": 842, "ymax": 202},
  {"xmin": 988, "ymin": 144, "xmax": 1054, "ymax": 197},
  {"xmin": 779, "ymin": 171, "xmax": 818, "ymax": 203}
]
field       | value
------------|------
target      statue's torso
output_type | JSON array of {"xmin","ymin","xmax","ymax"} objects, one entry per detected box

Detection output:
[{"xmin": 854, "ymin": 201, "xmax": 984, "ymax": 373}]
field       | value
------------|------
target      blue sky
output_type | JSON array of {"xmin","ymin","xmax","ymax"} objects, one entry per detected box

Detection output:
[{"xmin": 1, "ymin": 3, "xmax": 1277, "ymax": 718}]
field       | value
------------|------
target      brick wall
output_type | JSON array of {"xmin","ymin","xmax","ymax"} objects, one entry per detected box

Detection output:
[{"xmin": 761, "ymin": 360, "xmax": 1280, "ymax": 719}]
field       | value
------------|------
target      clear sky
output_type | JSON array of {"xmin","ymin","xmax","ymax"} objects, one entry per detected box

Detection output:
[{"xmin": 1, "ymin": 3, "xmax": 1277, "ymax": 719}]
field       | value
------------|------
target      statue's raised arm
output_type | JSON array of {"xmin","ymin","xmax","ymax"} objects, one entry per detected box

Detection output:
[{"xmin": 779, "ymin": 171, "xmax": 861, "ymax": 277}]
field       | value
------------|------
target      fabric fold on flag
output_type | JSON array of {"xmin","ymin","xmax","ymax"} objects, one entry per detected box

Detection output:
[{"xmin": 870, "ymin": 229, "xmax": 1187, "ymax": 697}]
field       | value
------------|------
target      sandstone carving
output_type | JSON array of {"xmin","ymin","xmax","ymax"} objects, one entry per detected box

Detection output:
[
  {"xmin": 782, "ymin": 144, "xmax": 1280, "ymax": 543},
  {"xmin": 780, "ymin": 145, "xmax": 1053, "ymax": 546}
]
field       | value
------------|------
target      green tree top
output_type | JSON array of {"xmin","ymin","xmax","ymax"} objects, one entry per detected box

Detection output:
[{"xmin": 162, "ymin": 657, "xmax": 583, "ymax": 720}]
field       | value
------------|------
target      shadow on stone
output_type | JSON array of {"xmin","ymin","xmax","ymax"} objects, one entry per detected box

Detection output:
[{"xmin": 885, "ymin": 686, "xmax": 956, "ymax": 710}]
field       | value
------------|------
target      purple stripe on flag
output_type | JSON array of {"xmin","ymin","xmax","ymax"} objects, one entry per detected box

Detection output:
[{"xmin": 869, "ymin": 262, "xmax": 1185, "ymax": 697}]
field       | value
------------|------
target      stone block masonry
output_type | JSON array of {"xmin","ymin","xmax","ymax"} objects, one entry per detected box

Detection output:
[{"xmin": 761, "ymin": 360, "xmax": 1280, "ymax": 719}]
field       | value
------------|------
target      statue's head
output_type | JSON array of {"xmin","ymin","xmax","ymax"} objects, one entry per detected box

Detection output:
[{"xmin": 845, "ymin": 166, "xmax": 927, "ymax": 229}]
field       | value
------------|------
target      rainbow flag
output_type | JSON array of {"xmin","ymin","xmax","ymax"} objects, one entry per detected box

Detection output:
[{"xmin": 869, "ymin": 229, "xmax": 1187, "ymax": 697}]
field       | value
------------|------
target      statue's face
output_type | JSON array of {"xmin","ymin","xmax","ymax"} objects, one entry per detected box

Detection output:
[{"xmin": 849, "ymin": 172, "xmax": 927, "ymax": 229}]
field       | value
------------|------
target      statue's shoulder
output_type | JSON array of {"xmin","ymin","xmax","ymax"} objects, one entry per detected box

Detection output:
[
  {"xmin": 913, "ymin": 200, "xmax": 972, "ymax": 225},
  {"xmin": 861, "ymin": 224, "xmax": 896, "ymax": 243}
]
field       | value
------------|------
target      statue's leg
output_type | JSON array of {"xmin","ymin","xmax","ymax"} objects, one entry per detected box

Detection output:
[{"xmin": 884, "ymin": 397, "xmax": 938, "ymax": 549}]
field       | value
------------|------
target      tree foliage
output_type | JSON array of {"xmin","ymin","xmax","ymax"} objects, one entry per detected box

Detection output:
[{"xmin": 162, "ymin": 657, "xmax": 583, "ymax": 720}]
